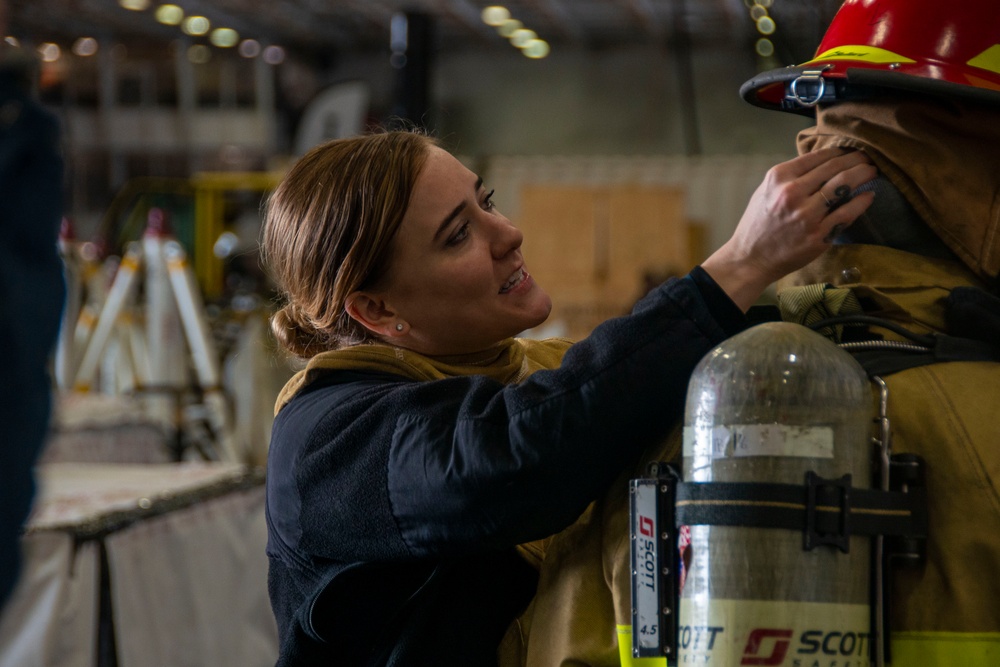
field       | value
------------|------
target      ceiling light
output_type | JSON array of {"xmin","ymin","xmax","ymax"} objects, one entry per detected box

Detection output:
[
  {"xmin": 72, "ymin": 37, "xmax": 99, "ymax": 57},
  {"xmin": 5, "ymin": 36, "xmax": 20, "ymax": 48},
  {"xmin": 481, "ymin": 6, "xmax": 510, "ymax": 27},
  {"xmin": 755, "ymin": 38, "xmax": 774, "ymax": 57},
  {"xmin": 522, "ymin": 39, "xmax": 550, "ymax": 59},
  {"xmin": 38, "ymin": 43, "xmax": 62, "ymax": 62},
  {"xmin": 262, "ymin": 45, "xmax": 285, "ymax": 65},
  {"xmin": 238, "ymin": 39, "xmax": 261, "ymax": 58},
  {"xmin": 155, "ymin": 5, "xmax": 184, "ymax": 26},
  {"xmin": 182, "ymin": 16, "xmax": 211, "ymax": 36},
  {"xmin": 210, "ymin": 28, "xmax": 239, "ymax": 48},
  {"xmin": 510, "ymin": 28, "xmax": 537, "ymax": 48},
  {"xmin": 756, "ymin": 17, "xmax": 776, "ymax": 35},
  {"xmin": 119, "ymin": 0, "xmax": 150, "ymax": 10},
  {"xmin": 497, "ymin": 19, "xmax": 522, "ymax": 38}
]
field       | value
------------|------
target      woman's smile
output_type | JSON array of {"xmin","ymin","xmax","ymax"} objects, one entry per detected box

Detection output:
[{"xmin": 499, "ymin": 268, "xmax": 528, "ymax": 294}]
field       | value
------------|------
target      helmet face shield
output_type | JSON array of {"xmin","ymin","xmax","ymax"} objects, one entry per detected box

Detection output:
[{"xmin": 742, "ymin": 0, "xmax": 1000, "ymax": 114}]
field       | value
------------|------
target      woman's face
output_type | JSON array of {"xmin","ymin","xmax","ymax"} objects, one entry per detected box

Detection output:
[{"xmin": 376, "ymin": 147, "xmax": 552, "ymax": 356}]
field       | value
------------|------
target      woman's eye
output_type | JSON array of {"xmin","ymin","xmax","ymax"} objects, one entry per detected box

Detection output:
[
  {"xmin": 482, "ymin": 189, "xmax": 496, "ymax": 211},
  {"xmin": 447, "ymin": 222, "xmax": 470, "ymax": 246}
]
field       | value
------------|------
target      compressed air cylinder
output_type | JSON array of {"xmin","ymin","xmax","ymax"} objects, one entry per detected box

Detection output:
[{"xmin": 680, "ymin": 322, "xmax": 873, "ymax": 666}]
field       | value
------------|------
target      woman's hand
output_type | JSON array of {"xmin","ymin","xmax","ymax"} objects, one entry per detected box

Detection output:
[{"xmin": 701, "ymin": 147, "xmax": 876, "ymax": 311}]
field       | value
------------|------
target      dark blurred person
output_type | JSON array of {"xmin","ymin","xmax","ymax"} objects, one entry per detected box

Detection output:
[{"xmin": 0, "ymin": 1, "xmax": 66, "ymax": 609}]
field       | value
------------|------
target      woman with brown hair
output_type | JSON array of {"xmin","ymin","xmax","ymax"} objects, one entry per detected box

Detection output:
[{"xmin": 261, "ymin": 129, "xmax": 874, "ymax": 666}]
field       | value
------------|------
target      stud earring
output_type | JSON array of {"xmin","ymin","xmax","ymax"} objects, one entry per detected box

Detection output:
[{"xmin": 396, "ymin": 323, "xmax": 404, "ymax": 332}]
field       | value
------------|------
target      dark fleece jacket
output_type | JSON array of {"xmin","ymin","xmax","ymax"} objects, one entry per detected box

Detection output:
[{"xmin": 265, "ymin": 267, "xmax": 746, "ymax": 666}]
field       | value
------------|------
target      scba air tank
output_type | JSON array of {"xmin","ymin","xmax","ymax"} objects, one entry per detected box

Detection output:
[{"xmin": 680, "ymin": 322, "xmax": 873, "ymax": 667}]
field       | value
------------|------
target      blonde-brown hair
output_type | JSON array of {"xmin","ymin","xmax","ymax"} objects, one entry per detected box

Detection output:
[{"xmin": 262, "ymin": 130, "xmax": 437, "ymax": 357}]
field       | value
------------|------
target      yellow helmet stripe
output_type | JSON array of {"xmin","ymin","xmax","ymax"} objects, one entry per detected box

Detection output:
[
  {"xmin": 805, "ymin": 45, "xmax": 916, "ymax": 65},
  {"xmin": 968, "ymin": 44, "xmax": 1000, "ymax": 76}
]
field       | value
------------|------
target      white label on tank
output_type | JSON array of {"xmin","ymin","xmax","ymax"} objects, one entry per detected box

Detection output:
[{"xmin": 683, "ymin": 424, "xmax": 834, "ymax": 459}]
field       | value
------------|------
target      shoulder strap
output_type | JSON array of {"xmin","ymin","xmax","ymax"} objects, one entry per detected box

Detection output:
[{"xmin": 809, "ymin": 314, "xmax": 1000, "ymax": 377}]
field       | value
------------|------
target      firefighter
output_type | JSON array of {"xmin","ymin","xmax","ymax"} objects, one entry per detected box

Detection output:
[
  {"xmin": 523, "ymin": 0, "xmax": 1000, "ymax": 664},
  {"xmin": 750, "ymin": 0, "xmax": 1000, "ymax": 661}
]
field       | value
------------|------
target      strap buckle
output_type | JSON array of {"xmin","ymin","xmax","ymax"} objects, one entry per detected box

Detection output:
[
  {"xmin": 787, "ymin": 65, "xmax": 834, "ymax": 108},
  {"xmin": 804, "ymin": 471, "xmax": 853, "ymax": 553}
]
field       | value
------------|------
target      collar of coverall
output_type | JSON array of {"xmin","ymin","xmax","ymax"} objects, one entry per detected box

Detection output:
[
  {"xmin": 796, "ymin": 98, "xmax": 1000, "ymax": 287},
  {"xmin": 777, "ymin": 244, "xmax": 986, "ymax": 336},
  {"xmin": 272, "ymin": 336, "xmax": 570, "ymax": 415}
]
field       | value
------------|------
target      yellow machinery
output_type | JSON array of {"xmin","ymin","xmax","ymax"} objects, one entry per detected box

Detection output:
[
  {"xmin": 100, "ymin": 170, "xmax": 284, "ymax": 300},
  {"xmin": 190, "ymin": 171, "xmax": 284, "ymax": 299}
]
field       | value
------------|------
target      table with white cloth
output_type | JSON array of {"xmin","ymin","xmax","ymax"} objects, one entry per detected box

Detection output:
[{"xmin": 0, "ymin": 462, "xmax": 278, "ymax": 667}]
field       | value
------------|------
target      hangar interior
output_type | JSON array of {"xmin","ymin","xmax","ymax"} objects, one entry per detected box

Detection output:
[{"xmin": 2, "ymin": 2, "xmax": 852, "ymax": 665}]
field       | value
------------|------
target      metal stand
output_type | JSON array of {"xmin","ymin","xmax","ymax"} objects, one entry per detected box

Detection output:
[{"xmin": 71, "ymin": 208, "xmax": 237, "ymax": 462}]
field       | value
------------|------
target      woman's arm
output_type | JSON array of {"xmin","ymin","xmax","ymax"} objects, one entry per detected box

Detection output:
[{"xmin": 279, "ymin": 274, "xmax": 737, "ymax": 562}]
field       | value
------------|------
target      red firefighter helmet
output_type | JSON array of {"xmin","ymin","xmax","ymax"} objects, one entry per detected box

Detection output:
[{"xmin": 741, "ymin": 0, "xmax": 1000, "ymax": 114}]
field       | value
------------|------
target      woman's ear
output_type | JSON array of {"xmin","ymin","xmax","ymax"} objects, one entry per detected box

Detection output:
[{"xmin": 344, "ymin": 292, "xmax": 402, "ymax": 338}]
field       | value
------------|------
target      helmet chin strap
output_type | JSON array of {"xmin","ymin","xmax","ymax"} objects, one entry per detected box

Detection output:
[{"xmin": 833, "ymin": 174, "xmax": 959, "ymax": 262}]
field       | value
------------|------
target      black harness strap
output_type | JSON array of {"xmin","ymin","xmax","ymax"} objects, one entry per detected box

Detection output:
[{"xmin": 675, "ymin": 476, "xmax": 928, "ymax": 553}]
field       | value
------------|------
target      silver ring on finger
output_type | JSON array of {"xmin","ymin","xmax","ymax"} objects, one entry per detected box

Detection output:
[{"xmin": 822, "ymin": 184, "xmax": 853, "ymax": 212}]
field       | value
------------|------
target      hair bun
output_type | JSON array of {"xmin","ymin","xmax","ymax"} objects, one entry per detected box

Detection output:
[{"xmin": 271, "ymin": 304, "xmax": 328, "ymax": 358}]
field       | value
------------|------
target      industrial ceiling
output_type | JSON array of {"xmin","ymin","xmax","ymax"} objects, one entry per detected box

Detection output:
[{"xmin": 8, "ymin": 1, "xmax": 845, "ymax": 63}]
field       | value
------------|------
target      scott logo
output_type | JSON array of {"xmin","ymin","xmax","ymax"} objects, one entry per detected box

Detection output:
[
  {"xmin": 639, "ymin": 515, "xmax": 654, "ymax": 537},
  {"xmin": 740, "ymin": 628, "xmax": 793, "ymax": 666}
]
